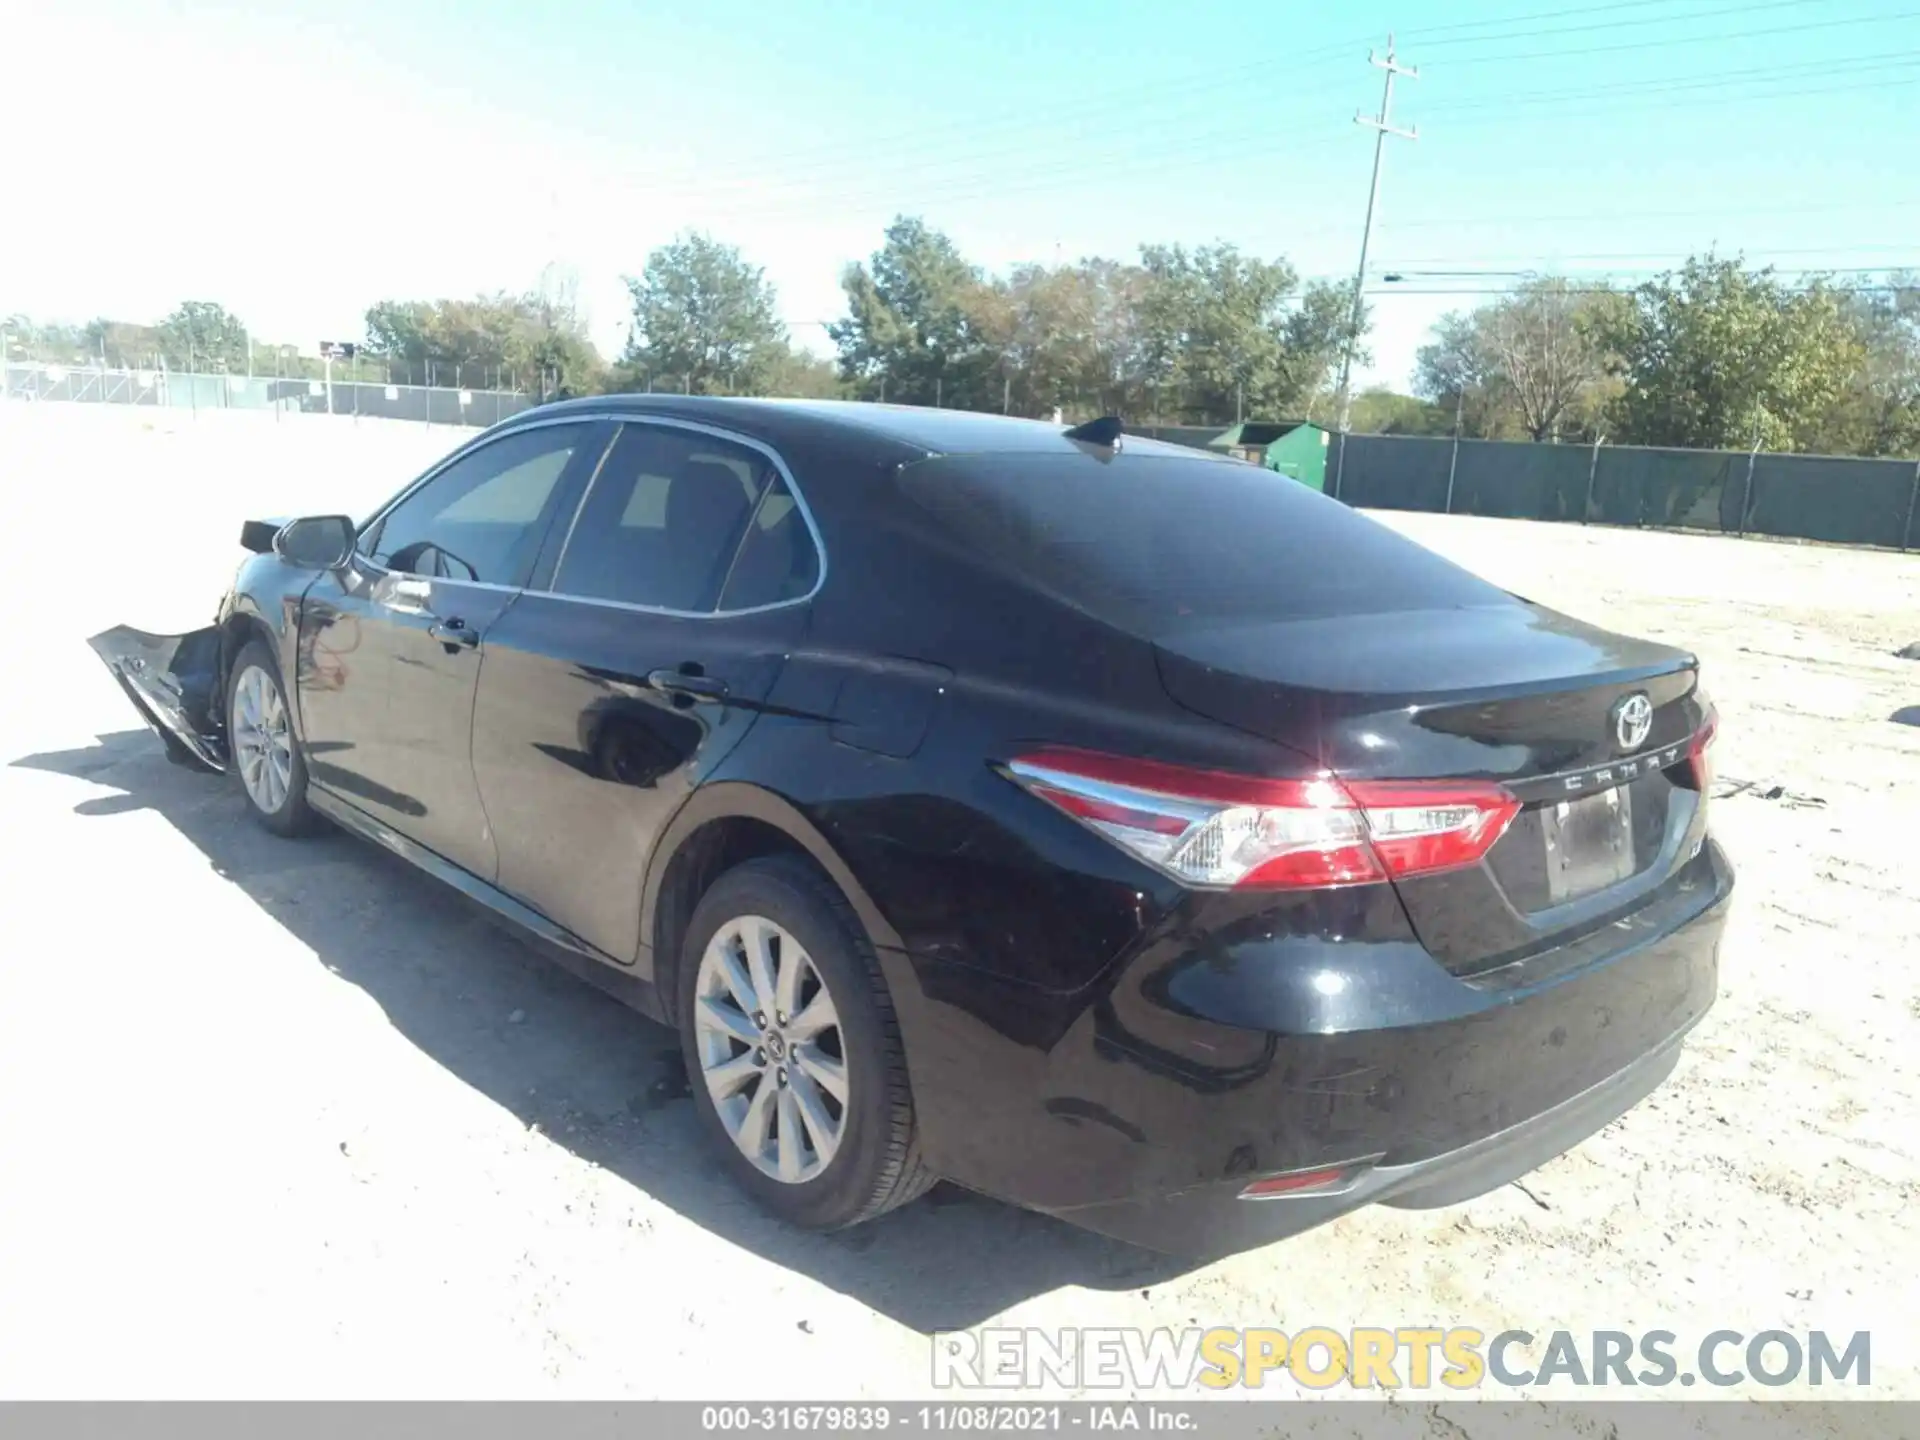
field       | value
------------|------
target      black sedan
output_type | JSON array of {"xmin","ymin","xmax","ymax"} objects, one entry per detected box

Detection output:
[{"xmin": 89, "ymin": 397, "xmax": 1730, "ymax": 1256}]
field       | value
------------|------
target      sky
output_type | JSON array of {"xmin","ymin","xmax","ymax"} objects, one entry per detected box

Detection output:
[{"xmin": 3, "ymin": 0, "xmax": 1917, "ymax": 391}]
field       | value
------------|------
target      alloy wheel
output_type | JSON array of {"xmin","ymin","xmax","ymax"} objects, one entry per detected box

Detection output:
[
  {"xmin": 692, "ymin": 915, "xmax": 849, "ymax": 1184},
  {"xmin": 232, "ymin": 664, "xmax": 293, "ymax": 814}
]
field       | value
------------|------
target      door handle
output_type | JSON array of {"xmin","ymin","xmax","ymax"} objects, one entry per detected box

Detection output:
[
  {"xmin": 647, "ymin": 668, "xmax": 728, "ymax": 702},
  {"xmin": 429, "ymin": 616, "xmax": 480, "ymax": 653}
]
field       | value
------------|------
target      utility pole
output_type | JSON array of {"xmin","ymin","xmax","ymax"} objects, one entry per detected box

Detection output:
[{"xmin": 1334, "ymin": 34, "xmax": 1417, "ymax": 438}]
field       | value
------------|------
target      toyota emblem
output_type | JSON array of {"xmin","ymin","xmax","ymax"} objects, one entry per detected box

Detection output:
[{"xmin": 1611, "ymin": 692, "xmax": 1654, "ymax": 752}]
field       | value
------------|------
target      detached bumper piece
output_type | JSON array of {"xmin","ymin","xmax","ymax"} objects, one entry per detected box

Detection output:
[{"xmin": 86, "ymin": 625, "xmax": 227, "ymax": 773}]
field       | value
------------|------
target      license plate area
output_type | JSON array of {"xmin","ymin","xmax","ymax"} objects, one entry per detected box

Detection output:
[{"xmin": 1542, "ymin": 786, "xmax": 1636, "ymax": 904}]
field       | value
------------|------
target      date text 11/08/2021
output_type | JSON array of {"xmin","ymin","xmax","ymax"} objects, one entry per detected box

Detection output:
[{"xmin": 701, "ymin": 1406, "xmax": 1193, "ymax": 1432}]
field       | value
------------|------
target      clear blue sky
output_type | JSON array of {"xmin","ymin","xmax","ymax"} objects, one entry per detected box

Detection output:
[{"xmin": 6, "ymin": 0, "xmax": 1918, "ymax": 389}]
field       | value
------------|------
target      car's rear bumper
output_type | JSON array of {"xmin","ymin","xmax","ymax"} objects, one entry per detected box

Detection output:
[
  {"xmin": 881, "ymin": 840, "xmax": 1732, "ymax": 1257},
  {"xmin": 1053, "ymin": 1024, "xmax": 1687, "ymax": 1256}
]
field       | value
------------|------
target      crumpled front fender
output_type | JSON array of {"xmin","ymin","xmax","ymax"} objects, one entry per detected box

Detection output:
[{"xmin": 86, "ymin": 624, "xmax": 228, "ymax": 773}]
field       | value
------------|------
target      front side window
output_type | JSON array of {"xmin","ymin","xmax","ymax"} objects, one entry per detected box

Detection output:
[
  {"xmin": 553, "ymin": 425, "xmax": 804, "ymax": 612},
  {"xmin": 364, "ymin": 423, "xmax": 591, "ymax": 585}
]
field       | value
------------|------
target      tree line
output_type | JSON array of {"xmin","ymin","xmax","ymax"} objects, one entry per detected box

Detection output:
[
  {"xmin": 6, "ymin": 222, "xmax": 1916, "ymax": 457},
  {"xmin": 1392, "ymin": 257, "xmax": 1920, "ymax": 458}
]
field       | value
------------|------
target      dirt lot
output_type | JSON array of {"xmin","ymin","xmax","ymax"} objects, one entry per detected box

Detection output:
[{"xmin": 1, "ymin": 403, "xmax": 1915, "ymax": 1408}]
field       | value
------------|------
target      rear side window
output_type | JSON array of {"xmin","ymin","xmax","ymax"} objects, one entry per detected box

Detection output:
[
  {"xmin": 553, "ymin": 424, "xmax": 780, "ymax": 612},
  {"xmin": 895, "ymin": 450, "xmax": 1505, "ymax": 635},
  {"xmin": 718, "ymin": 477, "xmax": 820, "ymax": 610}
]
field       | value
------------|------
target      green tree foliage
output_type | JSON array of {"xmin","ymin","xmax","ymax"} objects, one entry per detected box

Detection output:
[
  {"xmin": 1601, "ymin": 254, "xmax": 1864, "ymax": 452},
  {"xmin": 828, "ymin": 219, "xmax": 1354, "ymax": 422},
  {"xmin": 159, "ymin": 300, "xmax": 251, "ymax": 372},
  {"xmin": 763, "ymin": 349, "xmax": 846, "ymax": 400},
  {"xmin": 2, "ymin": 315, "xmax": 88, "ymax": 363},
  {"xmin": 830, "ymin": 217, "xmax": 1001, "ymax": 407},
  {"xmin": 1348, "ymin": 387, "xmax": 1453, "ymax": 435},
  {"xmin": 619, "ymin": 233, "xmax": 789, "ymax": 396},
  {"xmin": 83, "ymin": 318, "xmax": 165, "ymax": 369},
  {"xmin": 1132, "ymin": 242, "xmax": 1357, "ymax": 423},
  {"xmin": 1817, "ymin": 277, "xmax": 1920, "ymax": 458},
  {"xmin": 362, "ymin": 290, "xmax": 603, "ymax": 395},
  {"xmin": 1416, "ymin": 279, "xmax": 1623, "ymax": 442},
  {"xmin": 982, "ymin": 258, "xmax": 1147, "ymax": 417}
]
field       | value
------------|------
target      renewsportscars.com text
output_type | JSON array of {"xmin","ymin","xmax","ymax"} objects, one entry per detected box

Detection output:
[{"xmin": 933, "ymin": 1326, "xmax": 1871, "ymax": 1391}]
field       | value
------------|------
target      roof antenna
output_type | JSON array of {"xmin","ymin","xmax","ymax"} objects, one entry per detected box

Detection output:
[{"xmin": 1063, "ymin": 415, "xmax": 1123, "ymax": 449}]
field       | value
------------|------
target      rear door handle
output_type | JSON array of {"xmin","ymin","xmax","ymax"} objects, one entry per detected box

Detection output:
[
  {"xmin": 429, "ymin": 616, "xmax": 480, "ymax": 652},
  {"xmin": 647, "ymin": 668, "xmax": 728, "ymax": 702}
]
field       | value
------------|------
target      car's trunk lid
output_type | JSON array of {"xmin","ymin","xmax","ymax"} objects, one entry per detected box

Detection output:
[{"xmin": 1154, "ymin": 601, "xmax": 1713, "ymax": 974}]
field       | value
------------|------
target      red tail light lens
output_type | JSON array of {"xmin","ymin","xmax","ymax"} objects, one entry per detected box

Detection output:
[
  {"xmin": 1689, "ymin": 704, "xmax": 1718, "ymax": 793},
  {"xmin": 1004, "ymin": 749, "xmax": 1520, "ymax": 891}
]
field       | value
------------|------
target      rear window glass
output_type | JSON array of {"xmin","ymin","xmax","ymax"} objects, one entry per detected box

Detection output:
[{"xmin": 896, "ymin": 451, "xmax": 1505, "ymax": 634}]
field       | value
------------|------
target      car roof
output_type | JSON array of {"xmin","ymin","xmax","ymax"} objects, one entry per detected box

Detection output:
[{"xmin": 512, "ymin": 394, "xmax": 1235, "ymax": 464}]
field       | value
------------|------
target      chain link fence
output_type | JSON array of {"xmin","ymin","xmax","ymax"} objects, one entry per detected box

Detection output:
[
  {"xmin": 1, "ymin": 360, "xmax": 535, "ymax": 428},
  {"xmin": 1327, "ymin": 432, "xmax": 1920, "ymax": 552}
]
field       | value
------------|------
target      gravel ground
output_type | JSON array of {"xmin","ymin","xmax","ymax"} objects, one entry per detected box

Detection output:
[{"xmin": 0, "ymin": 405, "xmax": 1914, "ymax": 1411}]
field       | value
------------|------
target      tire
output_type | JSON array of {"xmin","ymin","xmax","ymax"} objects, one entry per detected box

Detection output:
[
  {"xmin": 677, "ymin": 855, "xmax": 934, "ymax": 1231},
  {"xmin": 225, "ymin": 639, "xmax": 321, "ymax": 837}
]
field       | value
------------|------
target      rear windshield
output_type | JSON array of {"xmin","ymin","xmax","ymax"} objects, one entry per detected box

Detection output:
[{"xmin": 895, "ymin": 450, "xmax": 1506, "ymax": 636}]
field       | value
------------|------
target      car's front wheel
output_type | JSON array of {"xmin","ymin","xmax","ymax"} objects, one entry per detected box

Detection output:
[
  {"xmin": 677, "ymin": 856, "xmax": 933, "ymax": 1231},
  {"xmin": 226, "ymin": 639, "xmax": 320, "ymax": 837}
]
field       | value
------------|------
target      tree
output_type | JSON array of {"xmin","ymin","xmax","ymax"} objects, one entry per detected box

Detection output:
[
  {"xmin": 830, "ymin": 217, "xmax": 1001, "ymax": 407},
  {"xmin": 1348, "ymin": 387, "xmax": 1453, "ymax": 435},
  {"xmin": 619, "ymin": 233, "xmax": 788, "ymax": 396},
  {"xmin": 1601, "ymin": 254, "xmax": 1864, "ymax": 452},
  {"xmin": 1416, "ymin": 279, "xmax": 1623, "ymax": 441},
  {"xmin": 985, "ymin": 260, "xmax": 1126, "ymax": 417},
  {"xmin": 159, "ymin": 300, "xmax": 251, "ymax": 372},
  {"xmin": 1132, "ymin": 243, "xmax": 1357, "ymax": 424},
  {"xmin": 1816, "ymin": 277, "xmax": 1920, "ymax": 458},
  {"xmin": 82, "ymin": 317, "xmax": 165, "ymax": 369},
  {"xmin": 764, "ymin": 349, "xmax": 846, "ymax": 400},
  {"xmin": 362, "ymin": 291, "xmax": 603, "ymax": 394},
  {"xmin": 2, "ymin": 315, "xmax": 88, "ymax": 364},
  {"xmin": 1480, "ymin": 279, "xmax": 1624, "ymax": 441}
]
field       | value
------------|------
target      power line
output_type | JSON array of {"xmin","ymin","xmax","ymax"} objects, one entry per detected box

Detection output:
[
  {"xmin": 1364, "ymin": 280, "xmax": 1919, "ymax": 296},
  {"xmin": 640, "ymin": 102, "xmax": 1360, "ymax": 208},
  {"xmin": 677, "ymin": 126, "xmax": 1358, "ymax": 225},
  {"xmin": 606, "ymin": 33, "xmax": 1378, "ymax": 186},
  {"xmin": 1414, "ymin": 0, "xmax": 1823, "ymax": 50},
  {"xmin": 680, "ymin": 66, "xmax": 1915, "ymax": 230},
  {"xmin": 1376, "ymin": 196, "xmax": 1920, "ymax": 233},
  {"xmin": 1381, "ymin": 245, "xmax": 1920, "ymax": 265},
  {"xmin": 1379, "ymin": 265, "xmax": 1919, "ymax": 279},
  {"xmin": 1430, "ymin": 70, "xmax": 1920, "ymax": 130},
  {"xmin": 1431, "ymin": 9, "xmax": 1920, "ymax": 67},
  {"xmin": 582, "ymin": 15, "xmax": 1915, "ymax": 219},
  {"xmin": 1400, "ymin": 0, "xmax": 1752, "ymax": 40},
  {"xmin": 1418, "ymin": 49, "xmax": 1920, "ymax": 111}
]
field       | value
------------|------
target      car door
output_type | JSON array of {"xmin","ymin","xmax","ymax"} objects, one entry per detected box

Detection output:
[
  {"xmin": 469, "ymin": 418, "xmax": 821, "ymax": 965},
  {"xmin": 297, "ymin": 419, "xmax": 613, "ymax": 878}
]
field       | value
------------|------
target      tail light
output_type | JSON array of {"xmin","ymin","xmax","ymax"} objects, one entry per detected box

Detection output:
[
  {"xmin": 1688, "ymin": 703, "xmax": 1718, "ymax": 793},
  {"xmin": 1004, "ymin": 749, "xmax": 1520, "ymax": 891}
]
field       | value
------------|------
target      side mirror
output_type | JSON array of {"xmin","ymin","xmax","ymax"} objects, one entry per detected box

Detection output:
[{"xmin": 273, "ymin": 515, "xmax": 357, "ymax": 570}]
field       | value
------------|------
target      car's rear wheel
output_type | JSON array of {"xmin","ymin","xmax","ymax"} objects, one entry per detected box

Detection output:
[
  {"xmin": 226, "ymin": 639, "xmax": 320, "ymax": 837},
  {"xmin": 677, "ymin": 856, "xmax": 933, "ymax": 1231}
]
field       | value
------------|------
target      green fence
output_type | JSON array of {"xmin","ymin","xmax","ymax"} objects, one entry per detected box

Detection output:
[{"xmin": 1328, "ymin": 434, "xmax": 1920, "ymax": 551}]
